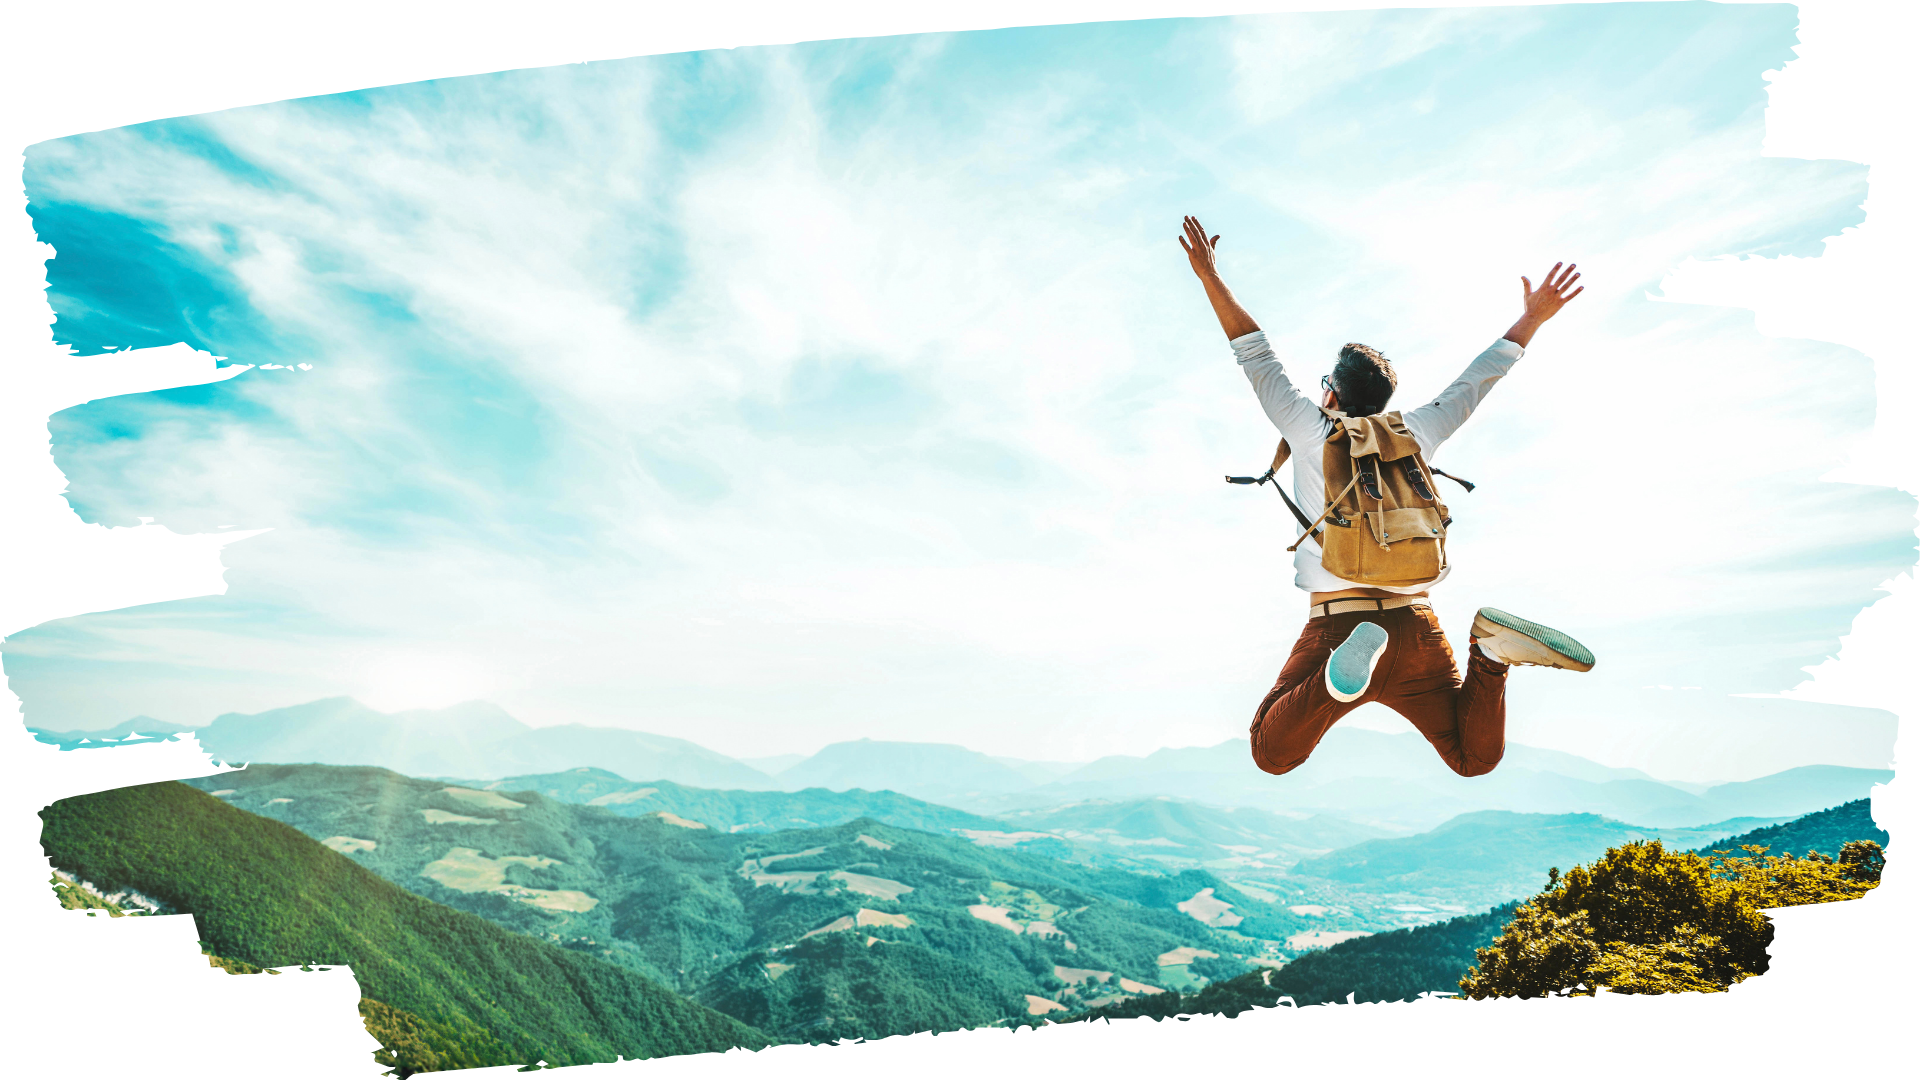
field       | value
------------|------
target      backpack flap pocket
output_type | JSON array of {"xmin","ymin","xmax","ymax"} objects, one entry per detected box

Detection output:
[
  {"xmin": 1365, "ymin": 506, "xmax": 1447, "ymax": 548},
  {"xmin": 1321, "ymin": 506, "xmax": 1447, "ymax": 588}
]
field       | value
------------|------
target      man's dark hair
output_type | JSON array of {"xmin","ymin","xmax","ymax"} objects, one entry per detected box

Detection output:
[{"xmin": 1331, "ymin": 343, "xmax": 1398, "ymax": 416}]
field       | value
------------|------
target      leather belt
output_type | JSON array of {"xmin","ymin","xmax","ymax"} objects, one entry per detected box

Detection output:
[{"xmin": 1310, "ymin": 595, "xmax": 1431, "ymax": 619}]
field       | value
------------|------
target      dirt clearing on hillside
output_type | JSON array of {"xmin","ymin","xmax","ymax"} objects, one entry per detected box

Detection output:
[
  {"xmin": 1177, "ymin": 888, "xmax": 1243, "ymax": 928},
  {"xmin": 831, "ymin": 871, "xmax": 912, "ymax": 900},
  {"xmin": 587, "ymin": 788, "xmax": 659, "ymax": 806},
  {"xmin": 420, "ymin": 809, "xmax": 497, "ymax": 825},
  {"xmin": 442, "ymin": 787, "xmax": 527, "ymax": 810},
  {"xmin": 856, "ymin": 909, "xmax": 913, "ymax": 928},
  {"xmin": 1053, "ymin": 966, "xmax": 1112, "ymax": 986}
]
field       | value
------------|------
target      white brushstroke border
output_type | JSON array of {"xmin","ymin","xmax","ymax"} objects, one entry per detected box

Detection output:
[{"xmin": 2, "ymin": 1, "xmax": 1911, "ymax": 1076}]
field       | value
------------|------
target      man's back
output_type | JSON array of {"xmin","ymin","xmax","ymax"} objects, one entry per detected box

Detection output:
[{"xmin": 1229, "ymin": 330, "xmax": 1526, "ymax": 595}]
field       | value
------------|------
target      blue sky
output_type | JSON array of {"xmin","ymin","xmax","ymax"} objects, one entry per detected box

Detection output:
[{"xmin": 5, "ymin": 4, "xmax": 1908, "ymax": 781}]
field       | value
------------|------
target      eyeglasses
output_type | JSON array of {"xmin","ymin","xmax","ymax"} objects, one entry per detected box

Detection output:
[{"xmin": 1321, "ymin": 374, "xmax": 1335, "ymax": 394}]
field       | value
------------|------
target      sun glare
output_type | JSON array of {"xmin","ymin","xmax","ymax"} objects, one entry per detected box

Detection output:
[{"xmin": 352, "ymin": 651, "xmax": 497, "ymax": 713}]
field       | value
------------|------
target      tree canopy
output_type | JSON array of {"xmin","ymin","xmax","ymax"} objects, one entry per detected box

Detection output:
[{"xmin": 1460, "ymin": 839, "xmax": 1882, "ymax": 999}]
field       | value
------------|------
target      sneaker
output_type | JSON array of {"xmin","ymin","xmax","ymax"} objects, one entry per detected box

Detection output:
[
  {"xmin": 1325, "ymin": 621, "xmax": 1390, "ymax": 703},
  {"xmin": 1470, "ymin": 607, "xmax": 1595, "ymax": 671}
]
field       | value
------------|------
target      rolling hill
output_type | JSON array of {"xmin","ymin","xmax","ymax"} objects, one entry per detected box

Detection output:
[
  {"xmin": 38, "ymin": 779, "xmax": 770, "ymax": 1073},
  {"xmin": 1695, "ymin": 799, "xmax": 1888, "ymax": 859},
  {"xmin": 176, "ymin": 763, "xmax": 1325, "ymax": 1038}
]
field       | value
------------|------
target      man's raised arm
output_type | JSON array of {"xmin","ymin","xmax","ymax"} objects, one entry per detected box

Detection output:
[
  {"xmin": 1403, "ymin": 261, "xmax": 1586, "ymax": 453},
  {"xmin": 1181, "ymin": 215, "xmax": 1325, "ymax": 443},
  {"xmin": 1180, "ymin": 215, "xmax": 1261, "ymax": 341}
]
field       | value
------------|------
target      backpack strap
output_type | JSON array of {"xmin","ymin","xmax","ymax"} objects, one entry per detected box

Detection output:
[{"xmin": 1286, "ymin": 470, "xmax": 1362, "ymax": 553}]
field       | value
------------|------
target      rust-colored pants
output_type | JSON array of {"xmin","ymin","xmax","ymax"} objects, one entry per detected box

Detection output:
[{"xmin": 1249, "ymin": 604, "xmax": 1510, "ymax": 778}]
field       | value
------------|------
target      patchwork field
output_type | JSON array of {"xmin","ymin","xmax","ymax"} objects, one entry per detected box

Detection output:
[{"xmin": 419, "ymin": 847, "xmax": 598, "ymax": 912}]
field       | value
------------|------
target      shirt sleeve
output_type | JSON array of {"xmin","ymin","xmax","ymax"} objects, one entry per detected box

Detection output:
[
  {"xmin": 1233, "ymin": 331, "xmax": 1330, "ymax": 449},
  {"xmin": 1399, "ymin": 338, "xmax": 1525, "ymax": 456}
]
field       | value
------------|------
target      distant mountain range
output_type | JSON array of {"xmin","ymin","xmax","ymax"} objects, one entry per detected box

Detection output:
[
  {"xmin": 459, "ymin": 767, "xmax": 1007, "ymax": 836},
  {"xmin": 32, "ymin": 698, "xmax": 776, "ymax": 791},
  {"xmin": 1286, "ymin": 809, "xmax": 1790, "ymax": 913},
  {"xmin": 29, "ymin": 696, "xmax": 1892, "ymax": 831},
  {"xmin": 775, "ymin": 739, "xmax": 1039, "ymax": 804},
  {"xmin": 935, "ymin": 731, "xmax": 1891, "ymax": 830}
]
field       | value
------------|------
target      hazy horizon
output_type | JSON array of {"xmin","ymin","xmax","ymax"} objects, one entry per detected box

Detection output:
[{"xmin": 30, "ymin": 689, "xmax": 1889, "ymax": 788}]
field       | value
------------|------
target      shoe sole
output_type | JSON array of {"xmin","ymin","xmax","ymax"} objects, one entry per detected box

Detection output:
[
  {"xmin": 1472, "ymin": 607, "xmax": 1595, "ymax": 671},
  {"xmin": 1325, "ymin": 621, "xmax": 1390, "ymax": 703}
]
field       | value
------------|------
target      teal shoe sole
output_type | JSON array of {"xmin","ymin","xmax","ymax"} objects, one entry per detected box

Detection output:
[
  {"xmin": 1325, "ymin": 621, "xmax": 1389, "ymax": 702},
  {"xmin": 1475, "ymin": 607, "xmax": 1596, "ymax": 669}
]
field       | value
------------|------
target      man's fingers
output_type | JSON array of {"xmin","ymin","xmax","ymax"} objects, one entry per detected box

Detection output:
[
  {"xmin": 1521, "ymin": 276, "xmax": 1533, "ymax": 295},
  {"xmin": 1178, "ymin": 235, "xmax": 1192, "ymax": 253},
  {"xmin": 1559, "ymin": 272, "xmax": 1582, "ymax": 295},
  {"xmin": 1565, "ymin": 285, "xmax": 1584, "ymax": 301},
  {"xmin": 1210, "ymin": 233, "xmax": 1221, "ymax": 249}
]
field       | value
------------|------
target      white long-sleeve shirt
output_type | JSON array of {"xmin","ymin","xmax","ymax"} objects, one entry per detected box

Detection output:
[{"xmin": 1232, "ymin": 330, "xmax": 1525, "ymax": 594}]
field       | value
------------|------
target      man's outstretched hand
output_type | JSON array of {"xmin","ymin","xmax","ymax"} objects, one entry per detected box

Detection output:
[
  {"xmin": 1179, "ymin": 216, "xmax": 1223, "ymax": 279},
  {"xmin": 1505, "ymin": 261, "xmax": 1584, "ymax": 348}
]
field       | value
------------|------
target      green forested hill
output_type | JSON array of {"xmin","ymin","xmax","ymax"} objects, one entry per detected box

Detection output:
[
  {"xmin": 1072, "ymin": 902, "xmax": 1521, "ymax": 1021},
  {"xmin": 176, "ymin": 764, "xmax": 1318, "ymax": 1039},
  {"xmin": 40, "ymin": 781, "xmax": 770, "ymax": 1073},
  {"xmin": 1696, "ymin": 799, "xmax": 1887, "ymax": 859}
]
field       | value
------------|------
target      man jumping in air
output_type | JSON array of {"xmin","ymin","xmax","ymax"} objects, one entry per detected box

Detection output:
[{"xmin": 1178, "ymin": 215, "xmax": 1594, "ymax": 779}]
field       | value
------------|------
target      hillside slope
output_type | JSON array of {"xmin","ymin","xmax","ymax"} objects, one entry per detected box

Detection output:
[
  {"xmin": 40, "ymin": 781, "xmax": 769, "ymax": 1072},
  {"xmin": 1696, "ymin": 799, "xmax": 1888, "ymax": 859}
]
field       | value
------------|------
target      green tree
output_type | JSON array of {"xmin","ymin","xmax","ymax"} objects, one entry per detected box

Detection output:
[{"xmin": 1839, "ymin": 840, "xmax": 1885, "ymax": 884}]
